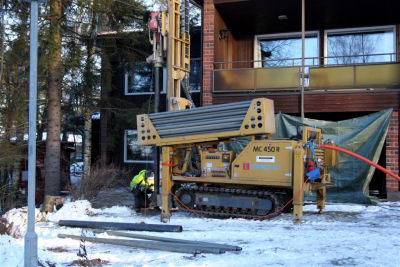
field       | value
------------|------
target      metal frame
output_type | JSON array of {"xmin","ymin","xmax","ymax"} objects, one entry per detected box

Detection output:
[
  {"xmin": 124, "ymin": 71, "xmax": 166, "ymax": 96},
  {"xmin": 124, "ymin": 130, "xmax": 154, "ymax": 164}
]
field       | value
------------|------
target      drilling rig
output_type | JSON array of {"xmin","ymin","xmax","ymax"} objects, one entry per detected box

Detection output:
[
  {"xmin": 142, "ymin": 1, "xmax": 338, "ymax": 223},
  {"xmin": 138, "ymin": 98, "xmax": 337, "ymax": 222}
]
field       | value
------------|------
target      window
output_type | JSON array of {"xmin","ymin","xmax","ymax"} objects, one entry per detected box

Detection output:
[
  {"xmin": 124, "ymin": 130, "xmax": 154, "ymax": 163},
  {"xmin": 326, "ymin": 26, "xmax": 396, "ymax": 65},
  {"xmin": 189, "ymin": 58, "xmax": 201, "ymax": 92},
  {"xmin": 254, "ymin": 32, "xmax": 319, "ymax": 68},
  {"xmin": 124, "ymin": 62, "xmax": 153, "ymax": 95}
]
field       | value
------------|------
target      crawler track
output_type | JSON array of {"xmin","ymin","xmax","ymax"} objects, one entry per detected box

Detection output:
[{"xmin": 173, "ymin": 185, "xmax": 291, "ymax": 220}]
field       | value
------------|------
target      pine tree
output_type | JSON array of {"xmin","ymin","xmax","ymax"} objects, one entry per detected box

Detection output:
[{"xmin": 44, "ymin": 0, "xmax": 62, "ymax": 196}]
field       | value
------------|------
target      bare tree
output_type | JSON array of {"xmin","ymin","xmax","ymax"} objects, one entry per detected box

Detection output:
[
  {"xmin": 328, "ymin": 33, "xmax": 377, "ymax": 65},
  {"xmin": 260, "ymin": 39, "xmax": 298, "ymax": 67}
]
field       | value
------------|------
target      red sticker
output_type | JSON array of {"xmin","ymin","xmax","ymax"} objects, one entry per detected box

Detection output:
[{"xmin": 243, "ymin": 163, "xmax": 250, "ymax": 170}]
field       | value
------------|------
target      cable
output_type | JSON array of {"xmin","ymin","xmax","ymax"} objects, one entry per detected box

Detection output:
[
  {"xmin": 320, "ymin": 144, "xmax": 400, "ymax": 182},
  {"xmin": 170, "ymin": 178, "xmax": 311, "ymax": 221}
]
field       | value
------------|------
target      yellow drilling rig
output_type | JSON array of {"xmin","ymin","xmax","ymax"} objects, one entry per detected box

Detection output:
[
  {"xmin": 141, "ymin": 0, "xmax": 338, "ymax": 223},
  {"xmin": 138, "ymin": 98, "xmax": 337, "ymax": 222}
]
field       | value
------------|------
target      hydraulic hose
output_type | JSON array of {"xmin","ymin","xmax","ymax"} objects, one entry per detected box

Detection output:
[{"xmin": 321, "ymin": 144, "xmax": 400, "ymax": 182}]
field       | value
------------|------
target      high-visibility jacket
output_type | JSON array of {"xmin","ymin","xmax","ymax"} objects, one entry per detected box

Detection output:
[{"xmin": 130, "ymin": 170, "xmax": 154, "ymax": 189}]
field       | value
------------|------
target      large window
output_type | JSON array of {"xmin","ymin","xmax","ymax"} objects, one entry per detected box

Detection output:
[
  {"xmin": 124, "ymin": 62, "xmax": 153, "ymax": 95},
  {"xmin": 124, "ymin": 130, "xmax": 154, "ymax": 163},
  {"xmin": 326, "ymin": 26, "xmax": 396, "ymax": 65},
  {"xmin": 189, "ymin": 58, "xmax": 201, "ymax": 92},
  {"xmin": 254, "ymin": 32, "xmax": 319, "ymax": 68}
]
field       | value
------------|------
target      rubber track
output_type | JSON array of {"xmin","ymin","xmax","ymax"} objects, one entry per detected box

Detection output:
[{"xmin": 173, "ymin": 185, "xmax": 289, "ymax": 220}]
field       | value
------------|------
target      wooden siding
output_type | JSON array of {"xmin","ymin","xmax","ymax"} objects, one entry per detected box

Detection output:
[
  {"xmin": 213, "ymin": 91, "xmax": 400, "ymax": 114},
  {"xmin": 214, "ymin": 9, "xmax": 253, "ymax": 68}
]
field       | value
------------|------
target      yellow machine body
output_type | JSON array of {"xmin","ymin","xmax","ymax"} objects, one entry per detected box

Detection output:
[
  {"xmin": 232, "ymin": 140, "xmax": 295, "ymax": 187},
  {"xmin": 137, "ymin": 98, "xmax": 337, "ymax": 222}
]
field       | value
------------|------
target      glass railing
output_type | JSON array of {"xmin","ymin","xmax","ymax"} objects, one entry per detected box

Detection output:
[{"xmin": 213, "ymin": 53, "xmax": 400, "ymax": 92}]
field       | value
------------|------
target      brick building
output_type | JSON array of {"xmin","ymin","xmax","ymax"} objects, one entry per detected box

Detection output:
[{"xmin": 199, "ymin": 0, "xmax": 400, "ymax": 200}]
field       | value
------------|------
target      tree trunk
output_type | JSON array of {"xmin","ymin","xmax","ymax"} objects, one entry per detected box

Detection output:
[
  {"xmin": 100, "ymin": 50, "xmax": 111, "ymax": 166},
  {"xmin": 82, "ymin": 6, "xmax": 96, "ymax": 176},
  {"xmin": 0, "ymin": 0, "xmax": 5, "ymax": 82},
  {"xmin": 12, "ymin": 158, "xmax": 20, "ymax": 187},
  {"xmin": 83, "ymin": 108, "xmax": 92, "ymax": 180},
  {"xmin": 44, "ymin": 0, "xmax": 62, "ymax": 196}
]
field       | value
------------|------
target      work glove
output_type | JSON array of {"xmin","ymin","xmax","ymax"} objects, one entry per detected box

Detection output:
[{"xmin": 134, "ymin": 185, "xmax": 144, "ymax": 192}]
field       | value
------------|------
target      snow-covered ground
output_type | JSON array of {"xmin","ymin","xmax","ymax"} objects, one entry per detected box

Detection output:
[{"xmin": 1, "ymin": 200, "xmax": 400, "ymax": 266}]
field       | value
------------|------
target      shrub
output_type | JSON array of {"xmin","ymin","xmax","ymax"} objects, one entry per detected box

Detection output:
[{"xmin": 69, "ymin": 164, "xmax": 129, "ymax": 201}]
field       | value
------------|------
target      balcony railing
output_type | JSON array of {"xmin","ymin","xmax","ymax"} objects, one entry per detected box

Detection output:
[
  {"xmin": 213, "ymin": 53, "xmax": 400, "ymax": 93},
  {"xmin": 214, "ymin": 53, "xmax": 399, "ymax": 69}
]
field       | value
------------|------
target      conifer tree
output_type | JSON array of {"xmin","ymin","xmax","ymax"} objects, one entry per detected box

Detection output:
[{"xmin": 44, "ymin": 0, "xmax": 62, "ymax": 196}]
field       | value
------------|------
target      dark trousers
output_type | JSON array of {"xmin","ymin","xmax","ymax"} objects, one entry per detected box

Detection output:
[{"xmin": 133, "ymin": 189, "xmax": 146, "ymax": 210}]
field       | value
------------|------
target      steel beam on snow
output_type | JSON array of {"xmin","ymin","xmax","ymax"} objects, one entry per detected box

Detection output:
[
  {"xmin": 102, "ymin": 230, "xmax": 242, "ymax": 251},
  {"xmin": 58, "ymin": 220, "xmax": 182, "ymax": 232},
  {"xmin": 58, "ymin": 234, "xmax": 223, "ymax": 254}
]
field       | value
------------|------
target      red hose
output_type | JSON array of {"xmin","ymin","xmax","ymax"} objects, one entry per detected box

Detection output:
[{"xmin": 321, "ymin": 144, "xmax": 400, "ymax": 182}]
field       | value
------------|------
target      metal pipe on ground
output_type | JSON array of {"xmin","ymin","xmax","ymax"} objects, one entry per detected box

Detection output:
[
  {"xmin": 58, "ymin": 234, "xmax": 223, "ymax": 254},
  {"xmin": 103, "ymin": 230, "xmax": 242, "ymax": 251},
  {"xmin": 58, "ymin": 220, "xmax": 182, "ymax": 232}
]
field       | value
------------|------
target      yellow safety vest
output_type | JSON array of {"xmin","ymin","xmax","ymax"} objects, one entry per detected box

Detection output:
[{"xmin": 130, "ymin": 170, "xmax": 154, "ymax": 189}]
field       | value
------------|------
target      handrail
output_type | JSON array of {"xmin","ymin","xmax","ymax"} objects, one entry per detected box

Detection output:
[{"xmin": 213, "ymin": 53, "xmax": 400, "ymax": 70}]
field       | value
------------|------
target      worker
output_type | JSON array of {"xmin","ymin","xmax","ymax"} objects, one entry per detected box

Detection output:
[{"xmin": 130, "ymin": 170, "xmax": 154, "ymax": 212}]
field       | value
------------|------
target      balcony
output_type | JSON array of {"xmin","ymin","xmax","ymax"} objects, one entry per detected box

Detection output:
[{"xmin": 213, "ymin": 53, "xmax": 400, "ymax": 94}]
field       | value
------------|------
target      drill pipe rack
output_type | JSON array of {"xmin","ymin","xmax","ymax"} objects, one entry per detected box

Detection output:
[{"xmin": 137, "ymin": 98, "xmax": 276, "ymax": 146}]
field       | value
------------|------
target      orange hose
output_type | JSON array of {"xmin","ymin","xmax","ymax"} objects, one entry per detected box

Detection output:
[{"xmin": 321, "ymin": 144, "xmax": 400, "ymax": 182}]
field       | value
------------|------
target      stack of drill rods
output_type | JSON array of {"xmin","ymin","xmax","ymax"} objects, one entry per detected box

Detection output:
[
  {"xmin": 102, "ymin": 230, "xmax": 242, "ymax": 252},
  {"xmin": 58, "ymin": 234, "xmax": 234, "ymax": 254},
  {"xmin": 155, "ymin": 114, "xmax": 245, "ymax": 130},
  {"xmin": 148, "ymin": 101, "xmax": 252, "ymax": 138},
  {"xmin": 157, "ymin": 122, "xmax": 243, "ymax": 137},
  {"xmin": 149, "ymin": 100, "xmax": 251, "ymax": 120}
]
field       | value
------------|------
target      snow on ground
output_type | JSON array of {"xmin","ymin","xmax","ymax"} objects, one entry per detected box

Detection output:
[{"xmin": 1, "ymin": 200, "xmax": 400, "ymax": 267}]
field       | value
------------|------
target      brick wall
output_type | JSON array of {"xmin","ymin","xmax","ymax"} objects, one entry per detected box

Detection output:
[
  {"xmin": 202, "ymin": 0, "xmax": 214, "ymax": 106},
  {"xmin": 386, "ymin": 111, "xmax": 399, "ymax": 192}
]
